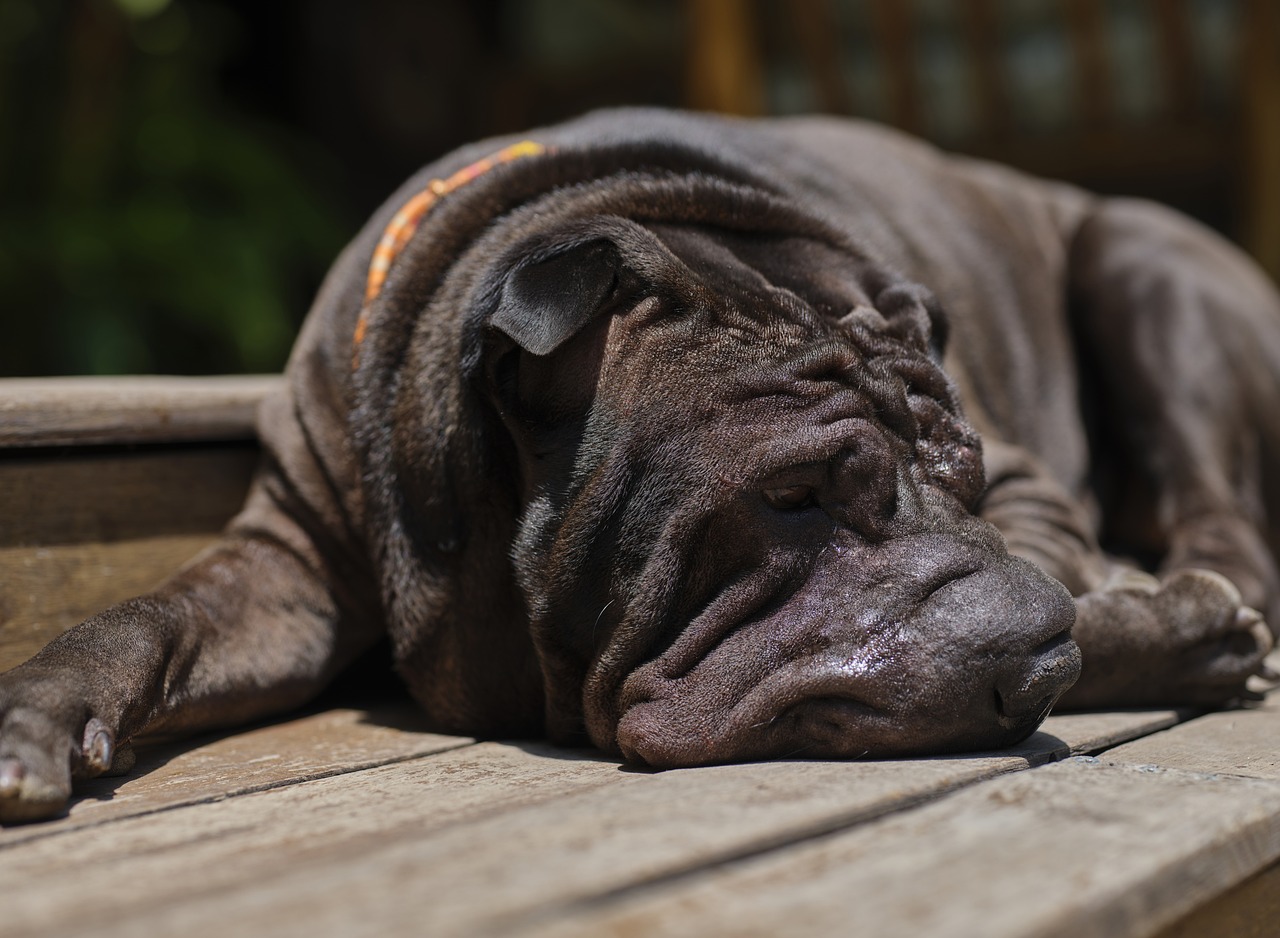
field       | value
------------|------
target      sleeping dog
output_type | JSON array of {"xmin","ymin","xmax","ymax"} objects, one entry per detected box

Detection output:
[{"xmin": 2, "ymin": 109, "xmax": 1277, "ymax": 822}]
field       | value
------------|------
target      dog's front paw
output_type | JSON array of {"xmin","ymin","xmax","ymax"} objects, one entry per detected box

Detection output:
[
  {"xmin": 1062, "ymin": 568, "xmax": 1274, "ymax": 708},
  {"xmin": 0, "ymin": 672, "xmax": 129, "ymax": 824}
]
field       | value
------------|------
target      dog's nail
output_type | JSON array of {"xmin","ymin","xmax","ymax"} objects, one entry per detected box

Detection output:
[
  {"xmin": 81, "ymin": 719, "xmax": 115, "ymax": 774},
  {"xmin": 1245, "ymin": 619, "xmax": 1275, "ymax": 658},
  {"xmin": 88, "ymin": 732, "xmax": 112, "ymax": 772},
  {"xmin": 0, "ymin": 759, "xmax": 25, "ymax": 794},
  {"xmin": 1259, "ymin": 664, "xmax": 1280, "ymax": 683},
  {"xmin": 1235, "ymin": 607, "xmax": 1264, "ymax": 629}
]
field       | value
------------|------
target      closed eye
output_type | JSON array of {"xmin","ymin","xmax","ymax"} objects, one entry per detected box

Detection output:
[{"xmin": 763, "ymin": 484, "xmax": 816, "ymax": 510}]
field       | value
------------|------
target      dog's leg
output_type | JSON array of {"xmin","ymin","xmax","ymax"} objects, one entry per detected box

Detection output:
[
  {"xmin": 980, "ymin": 437, "xmax": 1275, "ymax": 707},
  {"xmin": 0, "ymin": 398, "xmax": 381, "ymax": 822},
  {"xmin": 1042, "ymin": 198, "xmax": 1280, "ymax": 706}
]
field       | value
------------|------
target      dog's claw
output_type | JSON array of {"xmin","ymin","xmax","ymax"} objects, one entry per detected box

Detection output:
[
  {"xmin": 0, "ymin": 757, "xmax": 25, "ymax": 795},
  {"xmin": 81, "ymin": 719, "xmax": 114, "ymax": 776}
]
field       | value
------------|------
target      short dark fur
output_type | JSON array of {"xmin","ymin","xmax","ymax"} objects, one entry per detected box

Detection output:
[{"xmin": 2, "ymin": 110, "xmax": 1277, "ymax": 821}]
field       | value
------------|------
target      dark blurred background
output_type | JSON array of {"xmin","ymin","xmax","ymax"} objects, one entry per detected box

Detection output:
[{"xmin": 2, "ymin": 0, "xmax": 1277, "ymax": 376}]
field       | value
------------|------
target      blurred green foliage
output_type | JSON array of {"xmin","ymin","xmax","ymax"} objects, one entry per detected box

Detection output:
[{"xmin": 0, "ymin": 0, "xmax": 348, "ymax": 375}]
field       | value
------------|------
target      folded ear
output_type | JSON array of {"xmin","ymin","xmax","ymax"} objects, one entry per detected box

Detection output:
[{"xmin": 489, "ymin": 238, "xmax": 624, "ymax": 356}]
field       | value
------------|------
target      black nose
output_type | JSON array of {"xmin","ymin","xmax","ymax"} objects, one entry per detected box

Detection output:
[{"xmin": 993, "ymin": 633, "xmax": 1082, "ymax": 727}]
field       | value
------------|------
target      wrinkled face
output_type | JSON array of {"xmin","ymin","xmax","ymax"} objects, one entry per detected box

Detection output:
[{"xmin": 502, "ymin": 226, "xmax": 1080, "ymax": 768}]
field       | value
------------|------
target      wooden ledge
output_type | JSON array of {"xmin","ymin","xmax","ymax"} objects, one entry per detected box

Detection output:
[
  {"xmin": 0, "ymin": 375, "xmax": 283, "ymax": 448},
  {"xmin": 0, "ymin": 375, "xmax": 278, "ymax": 672}
]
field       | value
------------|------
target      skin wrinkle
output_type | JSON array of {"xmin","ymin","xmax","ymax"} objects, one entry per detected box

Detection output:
[
  {"xmin": 10, "ymin": 113, "xmax": 1280, "ymax": 822},
  {"xmin": 549, "ymin": 259, "xmax": 1024, "ymax": 762}
]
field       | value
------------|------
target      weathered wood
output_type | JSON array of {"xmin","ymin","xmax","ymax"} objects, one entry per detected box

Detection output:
[
  {"xmin": 0, "ymin": 705, "xmax": 474, "ymax": 848},
  {"xmin": 0, "ymin": 447, "xmax": 258, "ymax": 672},
  {"xmin": 0, "ymin": 375, "xmax": 279, "ymax": 447},
  {"xmin": 1153, "ymin": 859, "xmax": 1280, "ymax": 938},
  {"xmin": 521, "ymin": 759, "xmax": 1280, "ymax": 938},
  {"xmin": 1102, "ymin": 697, "xmax": 1280, "ymax": 780},
  {"xmin": 0, "ymin": 536, "xmax": 222, "ymax": 670},
  {"xmin": 0, "ymin": 710, "xmax": 1186, "ymax": 937},
  {"xmin": 1036, "ymin": 707, "xmax": 1188, "ymax": 755},
  {"xmin": 0, "ymin": 446, "xmax": 258, "ymax": 547},
  {"xmin": 0, "ymin": 741, "xmax": 626, "ymax": 936}
]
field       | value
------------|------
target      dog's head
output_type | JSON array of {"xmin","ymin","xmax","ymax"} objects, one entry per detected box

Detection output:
[{"xmin": 359, "ymin": 163, "xmax": 1080, "ymax": 766}]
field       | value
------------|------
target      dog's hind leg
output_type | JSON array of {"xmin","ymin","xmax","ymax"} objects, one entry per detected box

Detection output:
[{"xmin": 1050, "ymin": 197, "xmax": 1280, "ymax": 706}]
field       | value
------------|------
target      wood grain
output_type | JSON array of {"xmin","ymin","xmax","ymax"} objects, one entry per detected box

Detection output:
[
  {"xmin": 0, "ymin": 705, "xmax": 474, "ymax": 848},
  {"xmin": 0, "ymin": 375, "xmax": 279, "ymax": 447},
  {"xmin": 1153, "ymin": 859, "xmax": 1280, "ymax": 938},
  {"xmin": 0, "ymin": 447, "xmax": 258, "ymax": 672},
  {"xmin": 1102, "ymin": 698, "xmax": 1280, "ymax": 780},
  {"xmin": 0, "ymin": 710, "xmax": 1188, "ymax": 937},
  {"xmin": 0, "ymin": 535, "xmax": 220, "ymax": 671},
  {"xmin": 0, "ymin": 446, "xmax": 258, "ymax": 547},
  {"xmin": 524, "ymin": 759, "xmax": 1280, "ymax": 938},
  {"xmin": 1037, "ymin": 707, "xmax": 1187, "ymax": 754},
  {"xmin": 0, "ymin": 741, "xmax": 627, "ymax": 936}
]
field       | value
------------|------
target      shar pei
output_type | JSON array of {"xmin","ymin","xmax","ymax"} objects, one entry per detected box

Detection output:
[{"xmin": 2, "ymin": 109, "xmax": 1277, "ymax": 822}]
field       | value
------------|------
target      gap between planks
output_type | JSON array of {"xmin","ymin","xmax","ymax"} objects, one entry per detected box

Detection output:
[
  {"xmin": 0, "ymin": 705, "xmax": 476, "ymax": 850},
  {"xmin": 522, "ymin": 697, "xmax": 1280, "ymax": 938},
  {"xmin": 0, "ymin": 707, "xmax": 1188, "ymax": 938}
]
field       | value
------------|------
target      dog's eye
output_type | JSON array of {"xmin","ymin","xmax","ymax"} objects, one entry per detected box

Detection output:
[{"xmin": 763, "ymin": 484, "xmax": 816, "ymax": 510}]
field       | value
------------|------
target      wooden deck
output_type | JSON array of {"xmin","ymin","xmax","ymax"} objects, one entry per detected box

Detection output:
[
  {"xmin": 1, "ymin": 691, "xmax": 1277, "ymax": 937},
  {"xmin": 2, "ymin": 377, "xmax": 1279, "ymax": 937}
]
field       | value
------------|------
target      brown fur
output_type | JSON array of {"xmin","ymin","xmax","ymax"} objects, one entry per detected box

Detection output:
[{"xmin": 2, "ymin": 110, "xmax": 1276, "ymax": 821}]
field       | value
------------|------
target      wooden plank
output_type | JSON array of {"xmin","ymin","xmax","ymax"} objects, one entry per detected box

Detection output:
[
  {"xmin": 0, "ymin": 712, "xmax": 1183, "ymax": 937},
  {"xmin": 0, "ymin": 741, "xmax": 628, "ymax": 937},
  {"xmin": 0, "ymin": 375, "xmax": 280, "ymax": 447},
  {"xmin": 0, "ymin": 705, "xmax": 474, "ymax": 848},
  {"xmin": 1037, "ymin": 707, "xmax": 1187, "ymax": 754},
  {"xmin": 0, "ymin": 535, "xmax": 221, "ymax": 671},
  {"xmin": 0, "ymin": 447, "xmax": 257, "ymax": 547},
  {"xmin": 0, "ymin": 447, "xmax": 258, "ymax": 672},
  {"xmin": 1153, "ymin": 859, "xmax": 1280, "ymax": 938},
  {"xmin": 1100, "ymin": 698, "xmax": 1280, "ymax": 780},
  {"xmin": 520, "ymin": 759, "xmax": 1280, "ymax": 938}
]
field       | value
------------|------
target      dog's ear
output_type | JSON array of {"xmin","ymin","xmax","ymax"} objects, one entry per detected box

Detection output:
[{"xmin": 490, "ymin": 238, "xmax": 623, "ymax": 356}]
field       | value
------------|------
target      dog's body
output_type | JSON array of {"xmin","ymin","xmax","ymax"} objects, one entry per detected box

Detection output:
[{"xmin": 2, "ymin": 109, "xmax": 1278, "ymax": 821}]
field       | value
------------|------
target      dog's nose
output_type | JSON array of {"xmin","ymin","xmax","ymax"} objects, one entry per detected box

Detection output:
[{"xmin": 992, "ymin": 632, "xmax": 1081, "ymax": 726}]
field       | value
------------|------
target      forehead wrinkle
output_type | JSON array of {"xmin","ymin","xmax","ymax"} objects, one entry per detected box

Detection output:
[{"xmin": 722, "ymin": 417, "xmax": 888, "ymax": 488}]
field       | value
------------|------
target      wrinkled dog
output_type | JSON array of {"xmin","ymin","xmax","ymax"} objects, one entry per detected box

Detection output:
[{"xmin": 2, "ymin": 110, "xmax": 1277, "ymax": 822}]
